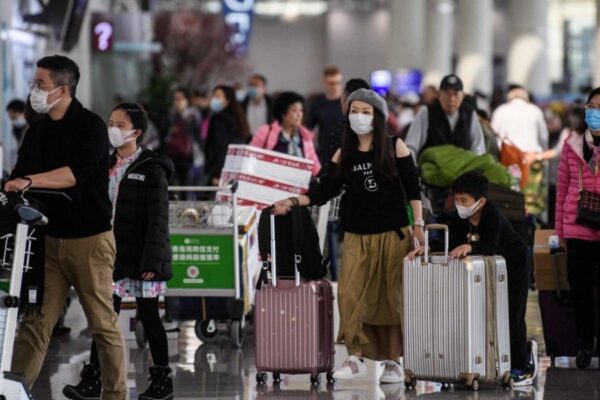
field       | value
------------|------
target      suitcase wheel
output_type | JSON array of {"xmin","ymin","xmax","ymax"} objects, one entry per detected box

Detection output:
[
  {"xmin": 310, "ymin": 373, "xmax": 322, "ymax": 386},
  {"xmin": 466, "ymin": 378, "xmax": 479, "ymax": 391},
  {"xmin": 501, "ymin": 371, "xmax": 514, "ymax": 390},
  {"xmin": 272, "ymin": 372, "xmax": 282, "ymax": 384},
  {"xmin": 326, "ymin": 371, "xmax": 335, "ymax": 384},
  {"xmin": 256, "ymin": 372, "xmax": 268, "ymax": 385},
  {"xmin": 404, "ymin": 374, "xmax": 417, "ymax": 390}
]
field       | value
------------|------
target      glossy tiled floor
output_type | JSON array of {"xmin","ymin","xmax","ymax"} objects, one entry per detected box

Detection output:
[{"xmin": 30, "ymin": 291, "xmax": 600, "ymax": 400}]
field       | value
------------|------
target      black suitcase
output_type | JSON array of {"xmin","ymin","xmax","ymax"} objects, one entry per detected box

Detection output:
[
  {"xmin": 537, "ymin": 249, "xmax": 579, "ymax": 364},
  {"xmin": 487, "ymin": 182, "xmax": 526, "ymax": 222}
]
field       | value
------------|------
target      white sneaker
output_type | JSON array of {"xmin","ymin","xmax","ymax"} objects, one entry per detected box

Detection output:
[
  {"xmin": 529, "ymin": 339, "xmax": 539, "ymax": 379},
  {"xmin": 333, "ymin": 355, "xmax": 367, "ymax": 380},
  {"xmin": 379, "ymin": 360, "xmax": 404, "ymax": 384}
]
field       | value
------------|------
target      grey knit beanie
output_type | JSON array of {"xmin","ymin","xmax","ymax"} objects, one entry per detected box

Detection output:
[{"xmin": 346, "ymin": 88, "xmax": 389, "ymax": 121}]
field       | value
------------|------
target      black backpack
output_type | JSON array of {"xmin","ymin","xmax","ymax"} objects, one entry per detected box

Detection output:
[{"xmin": 257, "ymin": 205, "xmax": 329, "ymax": 283}]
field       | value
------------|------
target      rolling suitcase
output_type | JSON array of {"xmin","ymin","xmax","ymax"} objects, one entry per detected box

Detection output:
[
  {"xmin": 533, "ymin": 238, "xmax": 579, "ymax": 364},
  {"xmin": 403, "ymin": 224, "xmax": 512, "ymax": 391},
  {"xmin": 254, "ymin": 212, "xmax": 335, "ymax": 386}
]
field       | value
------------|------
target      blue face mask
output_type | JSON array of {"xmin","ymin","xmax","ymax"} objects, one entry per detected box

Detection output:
[
  {"xmin": 585, "ymin": 108, "xmax": 600, "ymax": 131},
  {"xmin": 247, "ymin": 86, "xmax": 259, "ymax": 100},
  {"xmin": 210, "ymin": 97, "xmax": 224, "ymax": 113}
]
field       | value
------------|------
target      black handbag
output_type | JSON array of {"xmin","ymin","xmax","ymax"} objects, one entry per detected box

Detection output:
[{"xmin": 575, "ymin": 165, "xmax": 600, "ymax": 229}]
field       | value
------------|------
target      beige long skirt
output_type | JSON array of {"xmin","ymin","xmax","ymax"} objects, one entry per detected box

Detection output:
[{"xmin": 337, "ymin": 228, "xmax": 410, "ymax": 360}]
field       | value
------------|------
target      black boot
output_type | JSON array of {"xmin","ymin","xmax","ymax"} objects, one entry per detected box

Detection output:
[
  {"xmin": 138, "ymin": 366, "xmax": 174, "ymax": 400},
  {"xmin": 63, "ymin": 363, "xmax": 101, "ymax": 400},
  {"xmin": 576, "ymin": 349, "xmax": 593, "ymax": 369}
]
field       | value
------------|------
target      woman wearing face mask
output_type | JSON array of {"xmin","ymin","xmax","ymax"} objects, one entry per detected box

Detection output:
[
  {"xmin": 204, "ymin": 85, "xmax": 251, "ymax": 186},
  {"xmin": 63, "ymin": 103, "xmax": 175, "ymax": 400},
  {"xmin": 250, "ymin": 91, "xmax": 320, "ymax": 176},
  {"xmin": 273, "ymin": 89, "xmax": 424, "ymax": 384},
  {"xmin": 555, "ymin": 88, "xmax": 600, "ymax": 370}
]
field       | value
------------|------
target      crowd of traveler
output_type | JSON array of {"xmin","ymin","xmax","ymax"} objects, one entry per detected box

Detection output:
[{"xmin": 2, "ymin": 54, "xmax": 600, "ymax": 399}]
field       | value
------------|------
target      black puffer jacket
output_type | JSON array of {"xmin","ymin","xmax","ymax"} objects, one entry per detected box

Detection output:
[{"xmin": 112, "ymin": 149, "xmax": 174, "ymax": 282}]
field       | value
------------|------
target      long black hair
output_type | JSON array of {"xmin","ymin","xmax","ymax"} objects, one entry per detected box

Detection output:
[
  {"xmin": 213, "ymin": 85, "xmax": 250, "ymax": 139},
  {"xmin": 578, "ymin": 87, "xmax": 600, "ymax": 135},
  {"xmin": 337, "ymin": 107, "xmax": 396, "ymax": 181}
]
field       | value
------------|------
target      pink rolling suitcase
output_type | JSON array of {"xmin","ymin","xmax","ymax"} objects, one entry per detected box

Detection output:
[{"xmin": 254, "ymin": 213, "xmax": 335, "ymax": 386}]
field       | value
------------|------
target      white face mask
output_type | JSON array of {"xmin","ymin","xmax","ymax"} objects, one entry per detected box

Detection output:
[
  {"xmin": 349, "ymin": 113, "xmax": 373, "ymax": 136},
  {"xmin": 455, "ymin": 199, "xmax": 482, "ymax": 219},
  {"xmin": 108, "ymin": 127, "xmax": 136, "ymax": 148},
  {"xmin": 30, "ymin": 86, "xmax": 63, "ymax": 114}
]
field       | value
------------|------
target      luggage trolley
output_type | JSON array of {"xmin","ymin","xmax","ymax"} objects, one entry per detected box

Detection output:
[
  {"xmin": 137, "ymin": 183, "xmax": 250, "ymax": 348},
  {"xmin": 0, "ymin": 195, "xmax": 48, "ymax": 400}
]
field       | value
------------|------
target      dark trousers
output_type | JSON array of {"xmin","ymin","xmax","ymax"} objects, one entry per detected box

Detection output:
[
  {"xmin": 506, "ymin": 255, "xmax": 531, "ymax": 370},
  {"xmin": 91, "ymin": 295, "xmax": 169, "ymax": 368},
  {"xmin": 566, "ymin": 239, "xmax": 600, "ymax": 350}
]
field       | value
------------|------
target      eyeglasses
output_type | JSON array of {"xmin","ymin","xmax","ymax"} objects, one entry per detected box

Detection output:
[
  {"xmin": 28, "ymin": 80, "xmax": 57, "ymax": 93},
  {"xmin": 585, "ymin": 103, "xmax": 600, "ymax": 110}
]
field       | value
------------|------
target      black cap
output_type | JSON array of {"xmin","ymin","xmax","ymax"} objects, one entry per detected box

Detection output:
[{"xmin": 439, "ymin": 74, "xmax": 463, "ymax": 92}]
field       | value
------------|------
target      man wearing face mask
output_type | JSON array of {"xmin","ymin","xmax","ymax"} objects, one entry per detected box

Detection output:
[
  {"xmin": 409, "ymin": 170, "xmax": 538, "ymax": 387},
  {"xmin": 3, "ymin": 55, "xmax": 127, "ymax": 400},
  {"xmin": 405, "ymin": 74, "xmax": 486, "ymax": 161},
  {"xmin": 241, "ymin": 73, "xmax": 273, "ymax": 135},
  {"xmin": 6, "ymin": 99, "xmax": 27, "ymax": 143}
]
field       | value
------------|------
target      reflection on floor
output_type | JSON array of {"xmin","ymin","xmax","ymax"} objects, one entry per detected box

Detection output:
[{"xmin": 30, "ymin": 291, "xmax": 599, "ymax": 399}]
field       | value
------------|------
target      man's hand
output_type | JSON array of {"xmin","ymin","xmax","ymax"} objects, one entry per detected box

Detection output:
[
  {"xmin": 141, "ymin": 272, "xmax": 156, "ymax": 280},
  {"xmin": 449, "ymin": 244, "xmax": 472, "ymax": 259},
  {"xmin": 3, "ymin": 178, "xmax": 31, "ymax": 192}
]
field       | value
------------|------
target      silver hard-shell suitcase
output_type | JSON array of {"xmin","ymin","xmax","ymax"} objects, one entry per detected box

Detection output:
[{"xmin": 403, "ymin": 224, "xmax": 512, "ymax": 391}]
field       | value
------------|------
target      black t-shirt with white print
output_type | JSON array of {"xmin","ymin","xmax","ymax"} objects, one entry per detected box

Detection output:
[{"xmin": 308, "ymin": 144, "xmax": 421, "ymax": 235}]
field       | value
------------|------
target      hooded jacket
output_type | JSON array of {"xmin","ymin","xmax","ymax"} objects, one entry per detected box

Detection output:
[
  {"xmin": 556, "ymin": 131, "xmax": 600, "ymax": 242},
  {"xmin": 111, "ymin": 149, "xmax": 174, "ymax": 281}
]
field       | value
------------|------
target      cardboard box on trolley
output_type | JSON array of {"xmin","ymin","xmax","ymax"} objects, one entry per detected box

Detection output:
[{"xmin": 216, "ymin": 145, "xmax": 314, "ymax": 210}]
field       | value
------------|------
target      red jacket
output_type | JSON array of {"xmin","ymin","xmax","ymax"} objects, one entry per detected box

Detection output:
[
  {"xmin": 555, "ymin": 131, "xmax": 600, "ymax": 241},
  {"xmin": 250, "ymin": 122, "xmax": 321, "ymax": 176}
]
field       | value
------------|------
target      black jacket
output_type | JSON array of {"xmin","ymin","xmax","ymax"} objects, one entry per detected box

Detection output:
[
  {"xmin": 112, "ymin": 149, "xmax": 174, "ymax": 282},
  {"xmin": 10, "ymin": 98, "xmax": 112, "ymax": 238},
  {"xmin": 446, "ymin": 202, "xmax": 527, "ymax": 269},
  {"xmin": 205, "ymin": 112, "xmax": 248, "ymax": 181},
  {"xmin": 425, "ymin": 100, "xmax": 474, "ymax": 155}
]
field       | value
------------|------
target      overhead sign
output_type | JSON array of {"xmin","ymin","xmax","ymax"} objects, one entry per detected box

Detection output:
[{"xmin": 222, "ymin": 0, "xmax": 256, "ymax": 55}]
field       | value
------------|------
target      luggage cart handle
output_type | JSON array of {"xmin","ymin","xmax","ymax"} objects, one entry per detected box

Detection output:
[
  {"xmin": 269, "ymin": 212, "xmax": 301, "ymax": 288},
  {"xmin": 424, "ymin": 224, "xmax": 449, "ymax": 264}
]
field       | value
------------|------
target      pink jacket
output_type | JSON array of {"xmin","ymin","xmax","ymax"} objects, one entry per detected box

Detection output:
[
  {"xmin": 250, "ymin": 122, "xmax": 321, "ymax": 176},
  {"xmin": 556, "ymin": 131, "xmax": 600, "ymax": 241}
]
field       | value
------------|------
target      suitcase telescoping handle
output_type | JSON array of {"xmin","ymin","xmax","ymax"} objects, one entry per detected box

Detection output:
[
  {"xmin": 423, "ymin": 224, "xmax": 449, "ymax": 263},
  {"xmin": 270, "ymin": 212, "xmax": 301, "ymax": 288}
]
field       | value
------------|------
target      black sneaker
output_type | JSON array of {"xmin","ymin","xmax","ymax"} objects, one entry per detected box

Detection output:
[
  {"xmin": 510, "ymin": 368, "xmax": 534, "ymax": 387},
  {"xmin": 63, "ymin": 363, "xmax": 101, "ymax": 400},
  {"xmin": 576, "ymin": 349, "xmax": 593, "ymax": 369},
  {"xmin": 138, "ymin": 366, "xmax": 174, "ymax": 400}
]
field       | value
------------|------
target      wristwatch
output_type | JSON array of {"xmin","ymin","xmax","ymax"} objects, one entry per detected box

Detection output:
[{"xmin": 413, "ymin": 219, "xmax": 425, "ymax": 228}]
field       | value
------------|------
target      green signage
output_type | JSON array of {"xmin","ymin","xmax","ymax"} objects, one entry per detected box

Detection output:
[{"xmin": 168, "ymin": 233, "xmax": 235, "ymax": 290}]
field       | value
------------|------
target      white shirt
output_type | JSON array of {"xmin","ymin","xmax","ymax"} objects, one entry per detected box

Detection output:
[
  {"xmin": 248, "ymin": 99, "xmax": 268, "ymax": 136},
  {"xmin": 491, "ymin": 98, "xmax": 548, "ymax": 153},
  {"xmin": 405, "ymin": 106, "xmax": 486, "ymax": 161}
]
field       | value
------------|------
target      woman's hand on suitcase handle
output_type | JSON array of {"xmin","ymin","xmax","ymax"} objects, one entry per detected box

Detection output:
[
  {"xmin": 407, "ymin": 247, "xmax": 424, "ymax": 260},
  {"xmin": 449, "ymin": 244, "xmax": 472, "ymax": 259},
  {"xmin": 274, "ymin": 198, "xmax": 293, "ymax": 215}
]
